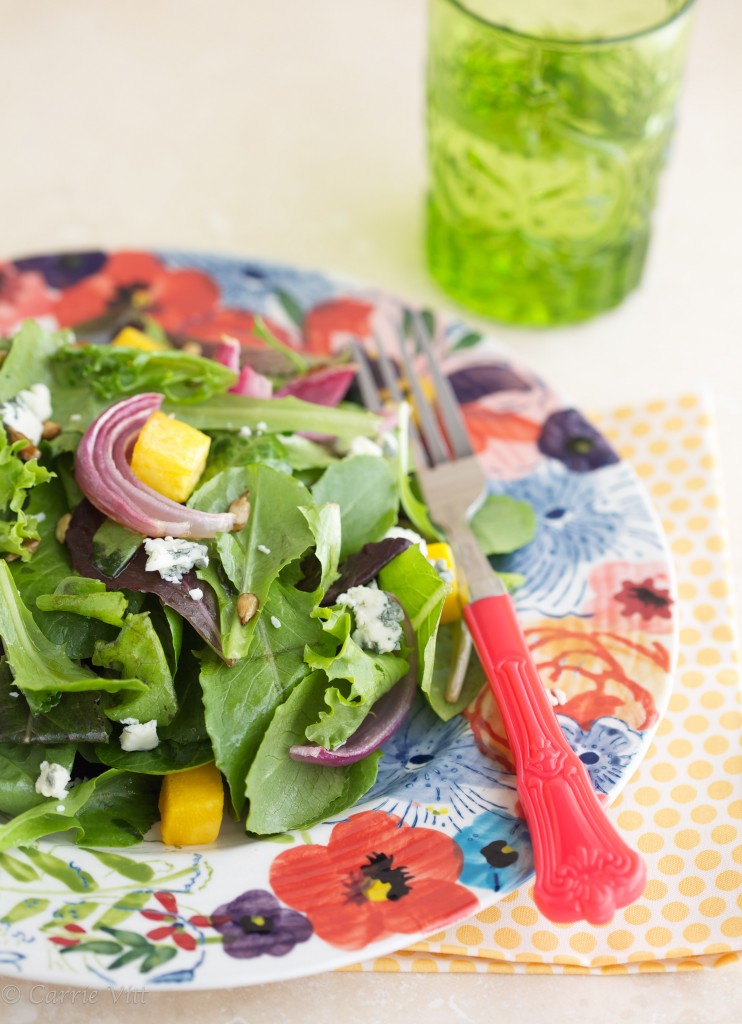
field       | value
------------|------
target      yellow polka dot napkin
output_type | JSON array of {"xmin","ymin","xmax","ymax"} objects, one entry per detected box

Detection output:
[{"xmin": 358, "ymin": 393, "xmax": 742, "ymax": 976}]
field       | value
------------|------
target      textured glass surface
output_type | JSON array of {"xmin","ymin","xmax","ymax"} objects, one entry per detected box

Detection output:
[{"xmin": 426, "ymin": 0, "xmax": 695, "ymax": 325}]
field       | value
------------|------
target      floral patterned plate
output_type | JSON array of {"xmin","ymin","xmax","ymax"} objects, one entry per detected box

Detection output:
[{"xmin": 0, "ymin": 250, "xmax": 677, "ymax": 988}]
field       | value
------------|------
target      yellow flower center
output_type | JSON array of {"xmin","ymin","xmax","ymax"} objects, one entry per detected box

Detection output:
[{"xmin": 363, "ymin": 879, "xmax": 392, "ymax": 902}]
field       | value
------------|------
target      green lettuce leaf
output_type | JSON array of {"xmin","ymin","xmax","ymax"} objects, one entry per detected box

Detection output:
[
  {"xmin": 297, "ymin": 502, "xmax": 341, "ymax": 598},
  {"xmin": 0, "ymin": 743, "xmax": 77, "ymax": 816},
  {"xmin": 312, "ymin": 454, "xmax": 399, "ymax": 559},
  {"xmin": 245, "ymin": 671, "xmax": 381, "ymax": 835},
  {"xmin": 93, "ymin": 650, "xmax": 211, "ymax": 774},
  {"xmin": 0, "ymin": 769, "xmax": 160, "ymax": 852},
  {"xmin": 0, "ymin": 560, "xmax": 145, "ymax": 715},
  {"xmin": 426, "ymin": 620, "xmax": 487, "ymax": 721},
  {"xmin": 378, "ymin": 544, "xmax": 449, "ymax": 702},
  {"xmin": 0, "ymin": 321, "xmax": 70, "ymax": 402},
  {"xmin": 190, "ymin": 464, "xmax": 315, "ymax": 661},
  {"xmin": 166, "ymin": 394, "xmax": 380, "ymax": 441},
  {"xmin": 198, "ymin": 582, "xmax": 331, "ymax": 813},
  {"xmin": 304, "ymin": 607, "xmax": 408, "ymax": 749},
  {"xmin": 36, "ymin": 577, "xmax": 128, "ymax": 627},
  {"xmin": 93, "ymin": 612, "xmax": 178, "ymax": 727}
]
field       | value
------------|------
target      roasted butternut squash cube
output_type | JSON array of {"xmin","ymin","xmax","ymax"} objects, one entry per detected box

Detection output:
[
  {"xmin": 111, "ymin": 326, "xmax": 170, "ymax": 352},
  {"xmin": 159, "ymin": 763, "xmax": 224, "ymax": 846},
  {"xmin": 130, "ymin": 411, "xmax": 211, "ymax": 503},
  {"xmin": 427, "ymin": 542, "xmax": 461, "ymax": 624}
]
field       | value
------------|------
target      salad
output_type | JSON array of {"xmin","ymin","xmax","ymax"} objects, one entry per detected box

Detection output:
[{"xmin": 0, "ymin": 320, "xmax": 534, "ymax": 851}]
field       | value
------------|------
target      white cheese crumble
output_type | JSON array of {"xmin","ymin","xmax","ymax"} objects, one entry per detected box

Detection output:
[
  {"xmin": 349, "ymin": 435, "xmax": 384, "ymax": 458},
  {"xmin": 189, "ymin": 588, "xmax": 203, "ymax": 601},
  {"xmin": 257, "ymin": 543, "xmax": 271, "ymax": 554},
  {"xmin": 8, "ymin": 690, "xmax": 19, "ymax": 699},
  {"xmin": 69, "ymin": 413, "xmax": 82, "ymax": 423},
  {"xmin": 56, "ymin": 804, "xmax": 66, "ymax": 813},
  {"xmin": 256, "ymin": 421, "xmax": 267, "ymax": 433},
  {"xmin": 120, "ymin": 718, "xmax": 159, "ymax": 752},
  {"xmin": 0, "ymin": 382, "xmax": 52, "ymax": 444},
  {"xmin": 429, "ymin": 557, "xmax": 454, "ymax": 584},
  {"xmin": 270, "ymin": 615, "xmax": 282, "ymax": 629},
  {"xmin": 239, "ymin": 425, "xmax": 253, "ymax": 438},
  {"xmin": 385, "ymin": 526, "xmax": 428, "ymax": 557},
  {"xmin": 35, "ymin": 761, "xmax": 71, "ymax": 800},
  {"xmin": 143, "ymin": 537, "xmax": 209, "ymax": 583},
  {"xmin": 337, "ymin": 585, "xmax": 404, "ymax": 654}
]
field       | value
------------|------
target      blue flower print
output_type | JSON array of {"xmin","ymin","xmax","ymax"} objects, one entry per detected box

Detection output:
[
  {"xmin": 367, "ymin": 696, "xmax": 518, "ymax": 831},
  {"xmin": 489, "ymin": 460, "xmax": 665, "ymax": 617},
  {"xmin": 557, "ymin": 715, "xmax": 644, "ymax": 795},
  {"xmin": 454, "ymin": 810, "xmax": 534, "ymax": 893}
]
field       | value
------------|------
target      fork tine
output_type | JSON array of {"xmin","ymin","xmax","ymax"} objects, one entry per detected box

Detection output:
[
  {"xmin": 373, "ymin": 337, "xmax": 431, "ymax": 469},
  {"xmin": 349, "ymin": 339, "xmax": 382, "ymax": 413},
  {"xmin": 396, "ymin": 330, "xmax": 450, "ymax": 466},
  {"xmin": 413, "ymin": 314, "xmax": 474, "ymax": 459}
]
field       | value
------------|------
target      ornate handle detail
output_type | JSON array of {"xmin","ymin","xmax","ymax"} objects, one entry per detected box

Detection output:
[{"xmin": 464, "ymin": 594, "xmax": 646, "ymax": 924}]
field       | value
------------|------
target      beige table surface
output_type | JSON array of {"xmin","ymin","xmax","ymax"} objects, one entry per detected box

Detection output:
[{"xmin": 1, "ymin": 1, "xmax": 740, "ymax": 1021}]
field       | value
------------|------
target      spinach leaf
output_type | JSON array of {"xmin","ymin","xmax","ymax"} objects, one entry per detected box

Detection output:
[
  {"xmin": 470, "ymin": 494, "xmax": 537, "ymax": 555},
  {"xmin": 0, "ymin": 770, "xmax": 159, "ymax": 852},
  {"xmin": 312, "ymin": 454, "xmax": 399, "ymax": 559},
  {"xmin": 245, "ymin": 671, "xmax": 381, "ymax": 835},
  {"xmin": 93, "ymin": 613, "xmax": 178, "ymax": 727},
  {"xmin": 166, "ymin": 394, "xmax": 380, "ymax": 442},
  {"xmin": 378, "ymin": 545, "xmax": 449, "ymax": 701},
  {"xmin": 0, "ymin": 743, "xmax": 76, "ymax": 816},
  {"xmin": 201, "ymin": 432, "xmax": 293, "ymax": 483},
  {"xmin": 199, "ymin": 582, "xmax": 331, "ymax": 813},
  {"xmin": 36, "ymin": 577, "xmax": 127, "ymax": 627},
  {"xmin": 91, "ymin": 519, "xmax": 143, "ymax": 578},
  {"xmin": 190, "ymin": 465, "xmax": 315, "ymax": 662},
  {"xmin": 304, "ymin": 608, "xmax": 408, "ymax": 749},
  {"xmin": 0, "ymin": 560, "xmax": 145, "ymax": 715},
  {"xmin": 51, "ymin": 345, "xmax": 237, "ymax": 403},
  {"xmin": 0, "ymin": 321, "xmax": 70, "ymax": 402}
]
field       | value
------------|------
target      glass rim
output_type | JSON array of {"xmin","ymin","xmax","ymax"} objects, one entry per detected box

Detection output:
[{"xmin": 438, "ymin": 0, "xmax": 697, "ymax": 48}]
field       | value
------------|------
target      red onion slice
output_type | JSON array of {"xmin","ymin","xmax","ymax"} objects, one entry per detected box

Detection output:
[
  {"xmin": 75, "ymin": 393, "xmax": 235, "ymax": 538},
  {"xmin": 215, "ymin": 336, "xmax": 273, "ymax": 398}
]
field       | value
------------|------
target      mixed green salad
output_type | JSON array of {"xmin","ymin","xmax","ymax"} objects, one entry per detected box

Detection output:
[{"xmin": 0, "ymin": 320, "xmax": 535, "ymax": 850}]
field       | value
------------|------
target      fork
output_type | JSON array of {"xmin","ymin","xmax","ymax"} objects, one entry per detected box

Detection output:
[{"xmin": 351, "ymin": 321, "xmax": 646, "ymax": 925}]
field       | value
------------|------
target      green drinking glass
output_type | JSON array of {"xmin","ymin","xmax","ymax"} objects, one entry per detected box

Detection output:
[{"xmin": 425, "ymin": 0, "xmax": 696, "ymax": 326}]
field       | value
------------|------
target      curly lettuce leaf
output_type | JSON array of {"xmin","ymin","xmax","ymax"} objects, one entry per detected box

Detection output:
[
  {"xmin": 245, "ymin": 671, "xmax": 381, "ymax": 835},
  {"xmin": 0, "ymin": 769, "xmax": 160, "ymax": 852},
  {"xmin": 0, "ymin": 428, "xmax": 55, "ymax": 560},
  {"xmin": 303, "ymin": 607, "xmax": 408, "ymax": 750},
  {"xmin": 0, "ymin": 560, "xmax": 145, "ymax": 715},
  {"xmin": 93, "ymin": 612, "xmax": 178, "ymax": 727},
  {"xmin": 51, "ymin": 344, "xmax": 237, "ymax": 403},
  {"xmin": 0, "ymin": 320, "xmax": 71, "ymax": 402}
]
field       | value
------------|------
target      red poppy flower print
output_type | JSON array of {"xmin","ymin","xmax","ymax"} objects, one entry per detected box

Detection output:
[
  {"xmin": 53, "ymin": 251, "xmax": 219, "ymax": 333},
  {"xmin": 302, "ymin": 297, "xmax": 376, "ymax": 356},
  {"xmin": 270, "ymin": 810, "xmax": 476, "ymax": 950},
  {"xmin": 0, "ymin": 263, "xmax": 57, "ymax": 335},
  {"xmin": 584, "ymin": 561, "xmax": 674, "ymax": 634}
]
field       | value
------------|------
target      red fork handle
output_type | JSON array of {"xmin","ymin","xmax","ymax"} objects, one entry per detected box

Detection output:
[{"xmin": 464, "ymin": 594, "xmax": 646, "ymax": 924}]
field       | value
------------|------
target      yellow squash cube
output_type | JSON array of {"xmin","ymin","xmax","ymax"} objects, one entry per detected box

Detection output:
[
  {"xmin": 130, "ymin": 410, "xmax": 211, "ymax": 503},
  {"xmin": 159, "ymin": 763, "xmax": 224, "ymax": 846},
  {"xmin": 428, "ymin": 542, "xmax": 462, "ymax": 624},
  {"xmin": 111, "ymin": 326, "xmax": 170, "ymax": 352}
]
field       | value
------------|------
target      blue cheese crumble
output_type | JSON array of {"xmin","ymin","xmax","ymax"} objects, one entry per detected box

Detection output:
[
  {"xmin": 35, "ymin": 760, "xmax": 71, "ymax": 800},
  {"xmin": 0, "ymin": 382, "xmax": 52, "ymax": 444},
  {"xmin": 143, "ymin": 537, "xmax": 209, "ymax": 583},
  {"xmin": 120, "ymin": 718, "xmax": 159, "ymax": 752},
  {"xmin": 337, "ymin": 586, "xmax": 404, "ymax": 654}
]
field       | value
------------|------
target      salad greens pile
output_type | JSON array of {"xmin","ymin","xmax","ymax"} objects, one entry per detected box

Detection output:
[{"xmin": 0, "ymin": 321, "xmax": 535, "ymax": 850}]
